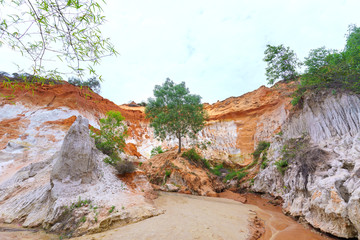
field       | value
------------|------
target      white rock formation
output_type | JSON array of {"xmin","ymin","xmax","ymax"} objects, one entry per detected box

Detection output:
[
  {"xmin": 0, "ymin": 115, "xmax": 159, "ymax": 236},
  {"xmin": 252, "ymin": 92, "xmax": 360, "ymax": 239}
]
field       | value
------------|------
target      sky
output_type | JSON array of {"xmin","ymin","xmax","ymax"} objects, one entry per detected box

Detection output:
[{"xmin": 1, "ymin": 0, "xmax": 360, "ymax": 104}]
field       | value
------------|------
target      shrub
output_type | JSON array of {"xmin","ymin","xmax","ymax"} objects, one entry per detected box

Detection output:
[
  {"xmin": 70, "ymin": 197, "xmax": 91, "ymax": 209},
  {"xmin": 91, "ymin": 111, "xmax": 127, "ymax": 166},
  {"xmin": 252, "ymin": 141, "xmax": 270, "ymax": 161},
  {"xmin": 68, "ymin": 77, "xmax": 82, "ymax": 86},
  {"xmin": 291, "ymin": 95, "xmax": 302, "ymax": 106},
  {"xmin": 109, "ymin": 206, "xmax": 115, "ymax": 214},
  {"xmin": 165, "ymin": 169, "xmax": 171, "ymax": 177},
  {"xmin": 150, "ymin": 146, "xmax": 164, "ymax": 157},
  {"xmin": 182, "ymin": 148, "xmax": 212, "ymax": 170},
  {"xmin": 261, "ymin": 161, "xmax": 268, "ymax": 169},
  {"xmin": 103, "ymin": 152, "xmax": 121, "ymax": 166},
  {"xmin": 275, "ymin": 159, "xmax": 288, "ymax": 175},
  {"xmin": 202, "ymin": 158, "xmax": 212, "ymax": 170},
  {"xmin": 211, "ymin": 164, "xmax": 223, "ymax": 176},
  {"xmin": 114, "ymin": 160, "xmax": 135, "ymax": 175},
  {"xmin": 138, "ymin": 101, "xmax": 147, "ymax": 107},
  {"xmin": 182, "ymin": 148, "xmax": 202, "ymax": 162},
  {"xmin": 68, "ymin": 76, "xmax": 101, "ymax": 93},
  {"xmin": 225, "ymin": 170, "xmax": 248, "ymax": 182}
]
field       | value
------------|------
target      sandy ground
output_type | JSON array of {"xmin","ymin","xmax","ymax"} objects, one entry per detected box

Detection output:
[
  {"xmin": 74, "ymin": 192, "xmax": 258, "ymax": 240},
  {"xmin": 0, "ymin": 225, "xmax": 58, "ymax": 240},
  {"xmin": 0, "ymin": 192, "xmax": 337, "ymax": 240}
]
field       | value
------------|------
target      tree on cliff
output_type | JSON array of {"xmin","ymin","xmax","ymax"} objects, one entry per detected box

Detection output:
[
  {"xmin": 145, "ymin": 78, "xmax": 207, "ymax": 154},
  {"xmin": 263, "ymin": 44, "xmax": 301, "ymax": 84},
  {"xmin": 68, "ymin": 76, "xmax": 101, "ymax": 93},
  {"xmin": 0, "ymin": 0, "xmax": 117, "ymax": 79}
]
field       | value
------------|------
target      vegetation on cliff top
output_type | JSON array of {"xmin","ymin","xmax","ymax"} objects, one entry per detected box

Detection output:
[
  {"xmin": 264, "ymin": 24, "xmax": 360, "ymax": 105},
  {"xmin": 68, "ymin": 76, "xmax": 101, "ymax": 94},
  {"xmin": 145, "ymin": 78, "xmax": 208, "ymax": 153}
]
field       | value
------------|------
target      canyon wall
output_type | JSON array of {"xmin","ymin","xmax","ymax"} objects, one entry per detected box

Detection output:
[
  {"xmin": 252, "ymin": 91, "xmax": 360, "ymax": 239},
  {"xmin": 3, "ymin": 80, "xmax": 360, "ymax": 238}
]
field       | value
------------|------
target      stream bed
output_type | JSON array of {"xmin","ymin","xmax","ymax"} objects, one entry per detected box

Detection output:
[{"xmin": 0, "ymin": 192, "xmax": 338, "ymax": 240}]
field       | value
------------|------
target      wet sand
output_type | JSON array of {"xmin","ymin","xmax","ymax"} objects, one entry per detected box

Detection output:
[{"xmin": 243, "ymin": 193, "xmax": 335, "ymax": 240}]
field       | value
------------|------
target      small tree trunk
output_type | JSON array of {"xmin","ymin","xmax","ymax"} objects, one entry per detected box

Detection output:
[{"xmin": 178, "ymin": 136, "xmax": 181, "ymax": 154}]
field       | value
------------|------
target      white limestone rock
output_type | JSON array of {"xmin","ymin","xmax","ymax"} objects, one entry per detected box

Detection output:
[{"xmin": 252, "ymin": 92, "xmax": 360, "ymax": 239}]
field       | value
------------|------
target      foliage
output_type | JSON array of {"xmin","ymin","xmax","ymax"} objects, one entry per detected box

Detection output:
[
  {"xmin": 274, "ymin": 159, "xmax": 288, "ymax": 175},
  {"xmin": 150, "ymin": 146, "xmax": 164, "ymax": 157},
  {"xmin": 80, "ymin": 216, "xmax": 86, "ymax": 223},
  {"xmin": 210, "ymin": 164, "xmax": 223, "ymax": 176},
  {"xmin": 138, "ymin": 101, "xmax": 147, "ymax": 107},
  {"xmin": 108, "ymin": 206, "xmax": 115, "ymax": 214},
  {"xmin": 83, "ymin": 77, "xmax": 101, "ymax": 93},
  {"xmin": 0, "ymin": 0, "xmax": 118, "ymax": 79},
  {"xmin": 182, "ymin": 148, "xmax": 212, "ymax": 170},
  {"xmin": 301, "ymin": 25, "xmax": 360, "ymax": 95},
  {"xmin": 67, "ymin": 77, "xmax": 82, "ymax": 86},
  {"xmin": 252, "ymin": 141, "xmax": 270, "ymax": 161},
  {"xmin": 250, "ymin": 141, "xmax": 271, "ymax": 170},
  {"xmin": 224, "ymin": 170, "xmax": 248, "ymax": 182},
  {"xmin": 303, "ymin": 47, "xmax": 332, "ymax": 75},
  {"xmin": 91, "ymin": 111, "xmax": 127, "ymax": 165},
  {"xmin": 261, "ymin": 161, "xmax": 268, "ymax": 169},
  {"xmin": 68, "ymin": 76, "xmax": 101, "ymax": 93},
  {"xmin": 165, "ymin": 170, "xmax": 171, "ymax": 178},
  {"xmin": 196, "ymin": 140, "xmax": 212, "ymax": 150},
  {"xmin": 182, "ymin": 148, "xmax": 202, "ymax": 162},
  {"xmin": 290, "ymin": 95, "xmax": 302, "ymax": 106},
  {"xmin": 70, "ymin": 197, "xmax": 91, "ymax": 210},
  {"xmin": 0, "ymin": 71, "xmax": 10, "ymax": 77},
  {"xmin": 263, "ymin": 44, "xmax": 301, "ymax": 84},
  {"xmin": 114, "ymin": 160, "xmax": 135, "ymax": 175},
  {"xmin": 268, "ymin": 25, "xmax": 360, "ymax": 105},
  {"xmin": 145, "ymin": 78, "xmax": 207, "ymax": 153}
]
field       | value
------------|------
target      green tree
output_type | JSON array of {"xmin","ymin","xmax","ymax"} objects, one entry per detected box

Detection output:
[
  {"xmin": 303, "ymin": 47, "xmax": 331, "ymax": 75},
  {"xmin": 91, "ymin": 111, "xmax": 127, "ymax": 165},
  {"xmin": 263, "ymin": 44, "xmax": 300, "ymax": 84},
  {"xmin": 68, "ymin": 76, "xmax": 101, "ymax": 93},
  {"xmin": 0, "ymin": 0, "xmax": 117, "ymax": 79},
  {"xmin": 344, "ymin": 24, "xmax": 360, "ymax": 72},
  {"xmin": 145, "ymin": 78, "xmax": 207, "ymax": 154},
  {"xmin": 299, "ymin": 25, "xmax": 360, "ymax": 93}
]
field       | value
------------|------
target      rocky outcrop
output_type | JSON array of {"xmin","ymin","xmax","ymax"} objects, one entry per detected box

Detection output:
[
  {"xmin": 0, "ymin": 116, "xmax": 159, "ymax": 237},
  {"xmin": 51, "ymin": 116, "xmax": 97, "ymax": 185},
  {"xmin": 252, "ymin": 91, "xmax": 360, "ymax": 239},
  {"xmin": 142, "ymin": 150, "xmax": 225, "ymax": 196}
]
